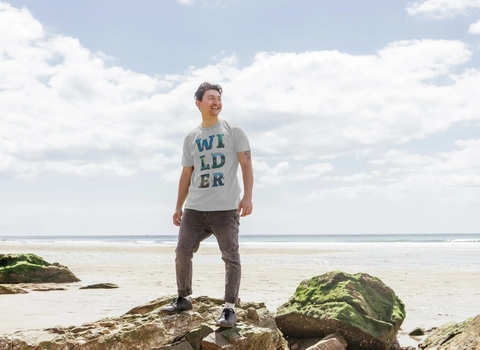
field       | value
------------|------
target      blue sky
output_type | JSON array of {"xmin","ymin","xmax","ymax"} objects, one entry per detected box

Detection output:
[
  {"xmin": 1, "ymin": 0, "xmax": 479, "ymax": 236},
  {"xmin": 6, "ymin": 0, "xmax": 479, "ymax": 75}
]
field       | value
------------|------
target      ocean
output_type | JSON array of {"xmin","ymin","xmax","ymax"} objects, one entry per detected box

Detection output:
[
  {"xmin": 2, "ymin": 233, "xmax": 479, "ymax": 270},
  {"xmin": 2, "ymin": 233, "xmax": 480, "ymax": 245}
]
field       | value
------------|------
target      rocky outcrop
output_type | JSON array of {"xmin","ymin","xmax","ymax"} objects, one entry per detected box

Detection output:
[
  {"xmin": 0, "ymin": 253, "xmax": 80, "ymax": 284},
  {"xmin": 275, "ymin": 271, "xmax": 406, "ymax": 350},
  {"xmin": 419, "ymin": 315, "xmax": 480, "ymax": 350},
  {"xmin": 9, "ymin": 268, "xmax": 480, "ymax": 349},
  {"xmin": 0, "ymin": 284, "xmax": 28, "ymax": 294},
  {"xmin": 0, "ymin": 295, "xmax": 287, "ymax": 350}
]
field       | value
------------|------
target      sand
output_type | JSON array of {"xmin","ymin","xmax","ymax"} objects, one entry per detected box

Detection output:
[{"xmin": 1, "ymin": 242, "xmax": 480, "ymax": 348}]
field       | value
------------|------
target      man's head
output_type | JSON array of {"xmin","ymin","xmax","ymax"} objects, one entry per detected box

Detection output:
[
  {"xmin": 195, "ymin": 82, "xmax": 223, "ymax": 119},
  {"xmin": 194, "ymin": 82, "xmax": 222, "ymax": 101}
]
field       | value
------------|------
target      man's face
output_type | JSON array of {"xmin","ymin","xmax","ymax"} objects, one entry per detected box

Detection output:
[{"xmin": 196, "ymin": 89, "xmax": 222, "ymax": 117}]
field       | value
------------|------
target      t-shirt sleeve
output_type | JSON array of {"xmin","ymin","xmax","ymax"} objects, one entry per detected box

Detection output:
[
  {"xmin": 181, "ymin": 135, "xmax": 194, "ymax": 167},
  {"xmin": 234, "ymin": 126, "xmax": 251, "ymax": 153}
]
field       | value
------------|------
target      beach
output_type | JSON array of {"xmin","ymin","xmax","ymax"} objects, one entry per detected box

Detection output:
[{"xmin": 1, "ymin": 237, "xmax": 480, "ymax": 348}]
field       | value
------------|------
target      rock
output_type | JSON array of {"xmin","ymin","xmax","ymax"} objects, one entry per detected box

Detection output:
[
  {"xmin": 0, "ymin": 270, "xmax": 411, "ymax": 349},
  {"xmin": 304, "ymin": 333, "xmax": 348, "ymax": 350},
  {"xmin": 31, "ymin": 286, "xmax": 67, "ymax": 292},
  {"xmin": 287, "ymin": 337, "xmax": 324, "ymax": 350},
  {"xmin": 388, "ymin": 339, "xmax": 403, "ymax": 350},
  {"xmin": 0, "ymin": 284, "xmax": 28, "ymax": 294},
  {"xmin": 185, "ymin": 325, "xmax": 214, "ymax": 350},
  {"xmin": 286, "ymin": 333, "xmax": 348, "ymax": 350},
  {"xmin": 202, "ymin": 323, "xmax": 278, "ymax": 350},
  {"xmin": 288, "ymin": 333, "xmax": 348, "ymax": 350},
  {"xmin": 419, "ymin": 315, "xmax": 480, "ymax": 350},
  {"xmin": 304, "ymin": 338, "xmax": 344, "ymax": 350},
  {"xmin": 408, "ymin": 327, "xmax": 424, "ymax": 336},
  {"xmin": 197, "ymin": 296, "xmax": 287, "ymax": 350},
  {"xmin": 275, "ymin": 270, "xmax": 406, "ymax": 350},
  {"xmin": 80, "ymin": 283, "xmax": 119, "ymax": 289},
  {"xmin": 0, "ymin": 253, "xmax": 80, "ymax": 284},
  {"xmin": 0, "ymin": 295, "xmax": 287, "ymax": 350},
  {"xmin": 151, "ymin": 341, "xmax": 195, "ymax": 349},
  {"xmin": 152, "ymin": 325, "xmax": 214, "ymax": 350}
]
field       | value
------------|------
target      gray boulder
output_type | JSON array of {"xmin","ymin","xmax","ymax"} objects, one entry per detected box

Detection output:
[
  {"xmin": 275, "ymin": 270, "xmax": 406, "ymax": 350},
  {"xmin": 419, "ymin": 315, "xmax": 480, "ymax": 350}
]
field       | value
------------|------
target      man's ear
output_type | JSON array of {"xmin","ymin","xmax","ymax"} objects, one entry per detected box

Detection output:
[{"xmin": 195, "ymin": 99, "xmax": 201, "ymax": 109}]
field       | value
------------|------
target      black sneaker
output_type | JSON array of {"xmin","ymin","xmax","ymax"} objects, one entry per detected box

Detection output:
[
  {"xmin": 160, "ymin": 296, "xmax": 193, "ymax": 313},
  {"xmin": 215, "ymin": 308, "xmax": 236, "ymax": 328}
]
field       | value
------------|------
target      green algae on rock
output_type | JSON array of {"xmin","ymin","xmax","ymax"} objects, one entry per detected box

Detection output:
[
  {"xmin": 275, "ymin": 270, "xmax": 406, "ymax": 350},
  {"xmin": 0, "ymin": 253, "xmax": 80, "ymax": 284}
]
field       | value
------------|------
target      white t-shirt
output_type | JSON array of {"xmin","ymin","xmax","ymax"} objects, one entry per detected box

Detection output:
[{"xmin": 182, "ymin": 119, "xmax": 251, "ymax": 211}]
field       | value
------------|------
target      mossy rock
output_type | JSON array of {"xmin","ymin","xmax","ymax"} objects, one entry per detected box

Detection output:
[
  {"xmin": 275, "ymin": 270, "xmax": 406, "ymax": 350},
  {"xmin": 0, "ymin": 253, "xmax": 80, "ymax": 284}
]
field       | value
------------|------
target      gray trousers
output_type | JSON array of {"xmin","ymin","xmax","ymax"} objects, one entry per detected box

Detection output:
[{"xmin": 175, "ymin": 209, "xmax": 241, "ymax": 304}]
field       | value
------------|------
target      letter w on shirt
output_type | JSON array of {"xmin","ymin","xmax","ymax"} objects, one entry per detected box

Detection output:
[{"xmin": 195, "ymin": 134, "xmax": 225, "ymax": 152}]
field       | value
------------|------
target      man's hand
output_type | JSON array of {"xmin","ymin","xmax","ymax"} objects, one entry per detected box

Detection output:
[
  {"xmin": 172, "ymin": 166, "xmax": 193, "ymax": 227},
  {"xmin": 237, "ymin": 150, "xmax": 253, "ymax": 217},
  {"xmin": 237, "ymin": 198, "xmax": 253, "ymax": 217},
  {"xmin": 173, "ymin": 209, "xmax": 183, "ymax": 226}
]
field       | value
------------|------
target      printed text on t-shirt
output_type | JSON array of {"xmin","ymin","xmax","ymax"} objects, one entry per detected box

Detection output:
[{"xmin": 195, "ymin": 134, "xmax": 225, "ymax": 188}]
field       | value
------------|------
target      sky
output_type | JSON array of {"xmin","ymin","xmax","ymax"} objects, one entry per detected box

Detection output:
[{"xmin": 1, "ymin": 0, "xmax": 479, "ymax": 236}]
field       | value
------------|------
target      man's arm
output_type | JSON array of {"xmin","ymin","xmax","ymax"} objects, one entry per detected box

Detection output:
[
  {"xmin": 173, "ymin": 166, "xmax": 194, "ymax": 226},
  {"xmin": 237, "ymin": 150, "xmax": 254, "ymax": 217}
]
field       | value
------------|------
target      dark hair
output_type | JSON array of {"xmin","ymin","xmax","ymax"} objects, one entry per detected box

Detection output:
[{"xmin": 194, "ymin": 82, "xmax": 223, "ymax": 101}]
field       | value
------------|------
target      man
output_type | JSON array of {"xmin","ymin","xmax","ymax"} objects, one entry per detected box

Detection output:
[{"xmin": 161, "ymin": 82, "xmax": 254, "ymax": 328}]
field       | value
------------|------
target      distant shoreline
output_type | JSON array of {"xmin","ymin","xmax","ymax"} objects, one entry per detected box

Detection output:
[{"xmin": 2, "ymin": 232, "xmax": 480, "ymax": 243}]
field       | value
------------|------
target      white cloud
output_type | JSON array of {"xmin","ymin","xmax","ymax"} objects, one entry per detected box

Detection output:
[
  {"xmin": 224, "ymin": 39, "xmax": 475, "ymax": 161},
  {"xmin": 307, "ymin": 185, "xmax": 376, "ymax": 200},
  {"xmin": 468, "ymin": 19, "xmax": 480, "ymax": 33},
  {"xmin": 0, "ymin": 2, "xmax": 43, "ymax": 43},
  {"xmin": 254, "ymin": 161, "xmax": 333, "ymax": 187},
  {"xmin": 300, "ymin": 138, "xmax": 480, "ymax": 204},
  {"xmin": 325, "ymin": 171, "xmax": 383, "ymax": 182},
  {"xmin": 406, "ymin": 0, "xmax": 480, "ymax": 19},
  {"xmin": 176, "ymin": 0, "xmax": 226, "ymax": 6},
  {"xmin": 0, "ymin": 3, "xmax": 188, "ymax": 178},
  {"xmin": 1, "ymin": 1, "xmax": 480, "ymax": 208},
  {"xmin": 370, "ymin": 139, "xmax": 480, "ymax": 174},
  {"xmin": 177, "ymin": 0, "xmax": 196, "ymax": 5},
  {"xmin": 358, "ymin": 139, "xmax": 480, "ymax": 202},
  {"xmin": 303, "ymin": 163, "xmax": 335, "ymax": 174}
]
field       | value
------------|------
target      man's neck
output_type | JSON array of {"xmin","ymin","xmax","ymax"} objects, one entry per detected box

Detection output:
[{"xmin": 201, "ymin": 116, "xmax": 219, "ymax": 128}]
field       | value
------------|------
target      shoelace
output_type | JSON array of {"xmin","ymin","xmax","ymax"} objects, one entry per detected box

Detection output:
[
  {"xmin": 172, "ymin": 297, "xmax": 182, "ymax": 307},
  {"xmin": 223, "ymin": 308, "xmax": 234, "ymax": 318}
]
